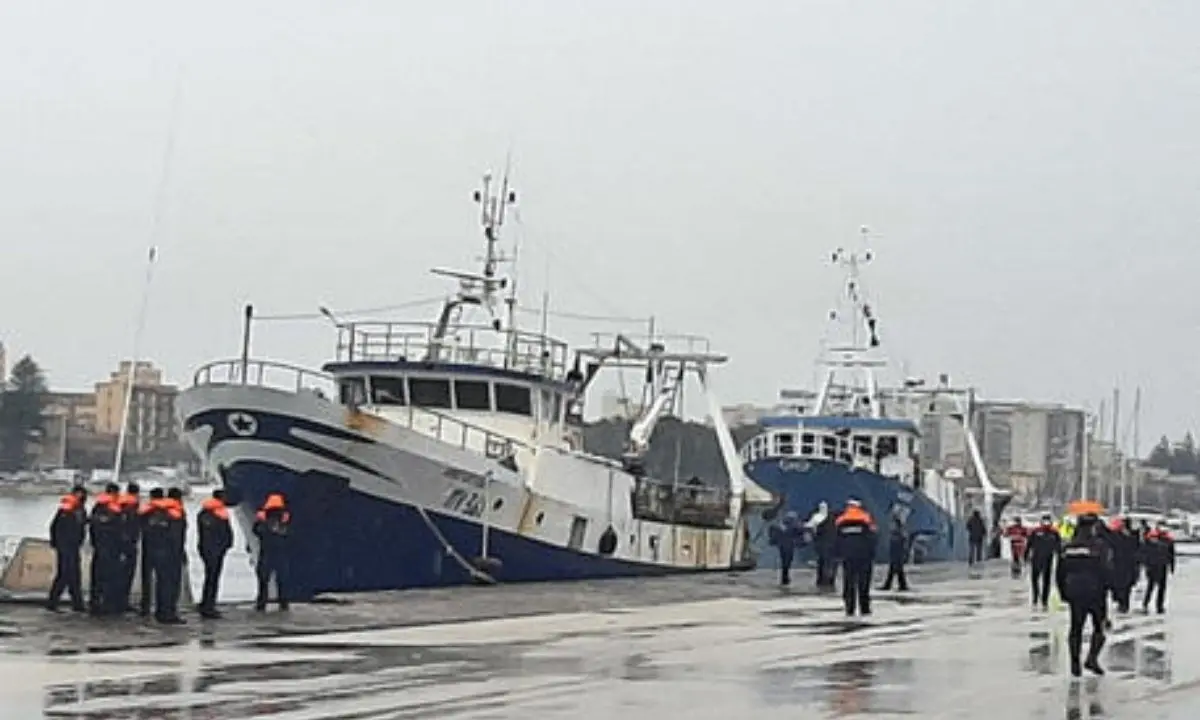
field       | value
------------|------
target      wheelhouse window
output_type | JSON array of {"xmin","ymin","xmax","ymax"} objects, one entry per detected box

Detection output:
[
  {"xmin": 773, "ymin": 432, "xmax": 795, "ymax": 456},
  {"xmin": 495, "ymin": 382, "xmax": 532, "ymax": 415},
  {"xmin": 408, "ymin": 378, "xmax": 452, "ymax": 408},
  {"xmin": 339, "ymin": 377, "xmax": 366, "ymax": 405},
  {"xmin": 454, "ymin": 379, "xmax": 491, "ymax": 411},
  {"xmin": 800, "ymin": 433, "xmax": 815, "ymax": 456},
  {"xmin": 369, "ymin": 376, "xmax": 405, "ymax": 405},
  {"xmin": 853, "ymin": 435, "xmax": 873, "ymax": 457},
  {"xmin": 821, "ymin": 435, "xmax": 839, "ymax": 460},
  {"xmin": 878, "ymin": 435, "xmax": 899, "ymax": 458}
]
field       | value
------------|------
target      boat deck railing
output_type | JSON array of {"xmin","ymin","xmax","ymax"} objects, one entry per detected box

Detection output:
[
  {"xmin": 192, "ymin": 358, "xmax": 535, "ymax": 458},
  {"xmin": 194, "ymin": 359, "xmax": 338, "ymax": 396},
  {"xmin": 334, "ymin": 321, "xmax": 571, "ymax": 381}
]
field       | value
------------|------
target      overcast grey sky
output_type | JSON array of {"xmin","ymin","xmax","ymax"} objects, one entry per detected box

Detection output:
[{"xmin": 1, "ymin": 1, "xmax": 1197, "ymax": 448}]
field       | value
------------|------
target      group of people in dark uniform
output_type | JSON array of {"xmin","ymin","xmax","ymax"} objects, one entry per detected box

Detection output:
[
  {"xmin": 770, "ymin": 498, "xmax": 911, "ymax": 617},
  {"xmin": 1003, "ymin": 511, "xmax": 1178, "ymax": 676},
  {"xmin": 772, "ymin": 499, "xmax": 1181, "ymax": 678},
  {"xmin": 46, "ymin": 483, "xmax": 295, "ymax": 620}
]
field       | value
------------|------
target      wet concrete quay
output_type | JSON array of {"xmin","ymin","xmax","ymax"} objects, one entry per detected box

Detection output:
[{"xmin": 1, "ymin": 558, "xmax": 1197, "ymax": 719}]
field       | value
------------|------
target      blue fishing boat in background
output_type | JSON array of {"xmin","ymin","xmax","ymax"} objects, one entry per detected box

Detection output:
[{"xmin": 742, "ymin": 228, "xmax": 1008, "ymax": 567}]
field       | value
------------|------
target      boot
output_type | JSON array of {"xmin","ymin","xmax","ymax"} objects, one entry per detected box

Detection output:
[
  {"xmin": 1070, "ymin": 656, "xmax": 1082, "ymax": 677},
  {"xmin": 1084, "ymin": 634, "xmax": 1105, "ymax": 675}
]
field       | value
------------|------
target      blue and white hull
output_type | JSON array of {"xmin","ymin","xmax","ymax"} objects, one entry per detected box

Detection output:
[
  {"xmin": 746, "ymin": 458, "xmax": 966, "ymax": 567},
  {"xmin": 177, "ymin": 382, "xmax": 748, "ymax": 599}
]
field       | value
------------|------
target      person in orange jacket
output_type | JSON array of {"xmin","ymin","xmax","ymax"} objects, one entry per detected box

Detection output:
[
  {"xmin": 46, "ymin": 486, "xmax": 89, "ymax": 612},
  {"xmin": 834, "ymin": 499, "xmax": 878, "ymax": 617},
  {"xmin": 254, "ymin": 493, "xmax": 292, "ymax": 611},
  {"xmin": 116, "ymin": 482, "xmax": 141, "ymax": 612},
  {"xmin": 142, "ymin": 487, "xmax": 187, "ymax": 624},
  {"xmin": 88, "ymin": 483, "xmax": 124, "ymax": 615},
  {"xmin": 196, "ymin": 488, "xmax": 233, "ymax": 619}
]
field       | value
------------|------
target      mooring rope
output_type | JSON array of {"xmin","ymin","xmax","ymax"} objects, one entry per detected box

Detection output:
[{"xmin": 414, "ymin": 505, "xmax": 497, "ymax": 584}]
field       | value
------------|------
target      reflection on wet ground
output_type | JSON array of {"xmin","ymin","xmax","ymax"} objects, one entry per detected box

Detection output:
[{"xmin": 1, "ymin": 561, "xmax": 1198, "ymax": 718}]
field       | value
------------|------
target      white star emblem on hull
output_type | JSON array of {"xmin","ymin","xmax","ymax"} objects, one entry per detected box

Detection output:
[{"xmin": 227, "ymin": 412, "xmax": 258, "ymax": 437}]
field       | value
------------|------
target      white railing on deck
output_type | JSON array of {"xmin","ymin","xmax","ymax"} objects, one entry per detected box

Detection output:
[
  {"xmin": 382, "ymin": 402, "xmax": 536, "ymax": 459},
  {"xmin": 334, "ymin": 321, "xmax": 571, "ymax": 381},
  {"xmin": 193, "ymin": 359, "xmax": 337, "ymax": 396},
  {"xmin": 192, "ymin": 358, "xmax": 535, "ymax": 460}
]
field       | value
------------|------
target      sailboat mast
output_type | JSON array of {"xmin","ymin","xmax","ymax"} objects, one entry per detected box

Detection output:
[
  {"xmin": 1111, "ymin": 387, "xmax": 1120, "ymax": 510},
  {"xmin": 1132, "ymin": 386, "xmax": 1141, "ymax": 508}
]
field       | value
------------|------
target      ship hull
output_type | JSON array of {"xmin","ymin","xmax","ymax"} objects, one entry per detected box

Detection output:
[
  {"xmin": 177, "ymin": 384, "xmax": 743, "ymax": 599},
  {"xmin": 746, "ymin": 457, "xmax": 966, "ymax": 568}
]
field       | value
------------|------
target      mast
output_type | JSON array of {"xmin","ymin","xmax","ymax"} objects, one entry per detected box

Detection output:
[
  {"xmin": 816, "ymin": 226, "xmax": 883, "ymax": 418},
  {"xmin": 429, "ymin": 168, "xmax": 518, "ymax": 362},
  {"xmin": 1132, "ymin": 386, "xmax": 1141, "ymax": 508},
  {"xmin": 1111, "ymin": 387, "xmax": 1120, "ymax": 509}
]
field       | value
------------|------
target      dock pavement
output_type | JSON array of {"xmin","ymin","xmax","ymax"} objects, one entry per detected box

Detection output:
[{"xmin": 1, "ymin": 557, "xmax": 1197, "ymax": 719}]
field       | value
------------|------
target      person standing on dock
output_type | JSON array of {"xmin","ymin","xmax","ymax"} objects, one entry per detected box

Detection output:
[
  {"xmin": 768, "ymin": 511, "xmax": 806, "ymax": 587},
  {"xmin": 142, "ymin": 487, "xmax": 187, "ymax": 624},
  {"xmin": 116, "ymin": 482, "xmax": 141, "ymax": 613},
  {"xmin": 807, "ymin": 502, "xmax": 837, "ymax": 590},
  {"xmin": 834, "ymin": 499, "xmax": 877, "ymax": 617},
  {"xmin": 879, "ymin": 517, "xmax": 910, "ymax": 591},
  {"xmin": 254, "ymin": 493, "xmax": 293, "ymax": 612},
  {"xmin": 88, "ymin": 483, "xmax": 124, "ymax": 615},
  {"xmin": 1056, "ymin": 512, "xmax": 1111, "ymax": 677},
  {"xmin": 1025, "ymin": 515, "xmax": 1061, "ymax": 609},
  {"xmin": 1140, "ymin": 522, "xmax": 1176, "ymax": 615},
  {"xmin": 196, "ymin": 488, "xmax": 233, "ymax": 619},
  {"xmin": 46, "ymin": 486, "xmax": 88, "ymax": 613},
  {"xmin": 137, "ymin": 487, "xmax": 164, "ymax": 617},
  {"xmin": 966, "ymin": 510, "xmax": 986, "ymax": 567}
]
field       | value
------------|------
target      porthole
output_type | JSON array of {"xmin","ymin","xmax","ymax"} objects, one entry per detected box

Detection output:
[
  {"xmin": 492, "ymin": 498, "xmax": 503, "ymax": 511},
  {"xmin": 535, "ymin": 511, "xmax": 545, "ymax": 525}
]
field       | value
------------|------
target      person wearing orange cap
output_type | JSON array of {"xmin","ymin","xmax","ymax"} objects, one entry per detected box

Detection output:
[
  {"xmin": 253, "ymin": 493, "xmax": 292, "ymax": 612},
  {"xmin": 196, "ymin": 488, "xmax": 233, "ymax": 619},
  {"xmin": 88, "ymin": 483, "xmax": 124, "ymax": 615},
  {"xmin": 1056, "ymin": 512, "xmax": 1111, "ymax": 676},
  {"xmin": 46, "ymin": 485, "xmax": 88, "ymax": 612},
  {"xmin": 834, "ymin": 499, "xmax": 878, "ymax": 617}
]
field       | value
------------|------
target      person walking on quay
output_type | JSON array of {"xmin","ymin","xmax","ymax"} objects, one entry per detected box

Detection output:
[
  {"xmin": 1025, "ymin": 514, "xmax": 1061, "ymax": 610},
  {"xmin": 966, "ymin": 509, "xmax": 987, "ymax": 567},
  {"xmin": 1140, "ymin": 522, "xmax": 1176, "ymax": 615},
  {"xmin": 1056, "ymin": 512, "xmax": 1111, "ymax": 677},
  {"xmin": 768, "ymin": 511, "xmax": 807, "ymax": 587},
  {"xmin": 196, "ymin": 488, "xmax": 233, "ymax": 618},
  {"xmin": 834, "ymin": 499, "xmax": 877, "ymax": 617}
]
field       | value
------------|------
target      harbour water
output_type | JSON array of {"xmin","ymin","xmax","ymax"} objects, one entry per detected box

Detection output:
[{"xmin": 0, "ymin": 495, "xmax": 258, "ymax": 602}]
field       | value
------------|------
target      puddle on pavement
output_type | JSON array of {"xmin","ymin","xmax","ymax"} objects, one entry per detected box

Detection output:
[{"xmin": 757, "ymin": 658, "xmax": 919, "ymax": 714}]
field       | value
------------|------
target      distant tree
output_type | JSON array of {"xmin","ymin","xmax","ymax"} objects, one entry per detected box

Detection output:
[
  {"xmin": 1146, "ymin": 436, "xmax": 1172, "ymax": 468},
  {"xmin": 0, "ymin": 356, "xmax": 49, "ymax": 471},
  {"xmin": 1170, "ymin": 432, "xmax": 1198, "ymax": 475}
]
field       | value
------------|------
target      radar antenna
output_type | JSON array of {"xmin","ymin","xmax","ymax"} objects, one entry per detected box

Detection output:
[{"xmin": 427, "ymin": 166, "xmax": 519, "ymax": 361}]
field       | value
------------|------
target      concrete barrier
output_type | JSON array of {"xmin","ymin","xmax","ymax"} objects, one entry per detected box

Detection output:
[{"xmin": 0, "ymin": 535, "xmax": 193, "ymax": 606}]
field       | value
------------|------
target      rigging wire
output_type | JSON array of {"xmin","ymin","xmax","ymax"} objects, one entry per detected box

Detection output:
[{"xmin": 113, "ymin": 69, "xmax": 183, "ymax": 482}]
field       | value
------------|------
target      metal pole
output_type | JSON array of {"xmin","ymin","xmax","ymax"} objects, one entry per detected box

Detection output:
[
  {"xmin": 1132, "ymin": 387, "xmax": 1141, "ymax": 508},
  {"xmin": 240, "ymin": 304, "xmax": 253, "ymax": 384},
  {"xmin": 1080, "ymin": 415, "xmax": 1090, "ymax": 502},
  {"xmin": 1110, "ymin": 387, "xmax": 1120, "ymax": 509}
]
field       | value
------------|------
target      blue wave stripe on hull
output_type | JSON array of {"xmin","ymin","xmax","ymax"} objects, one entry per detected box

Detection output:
[
  {"xmin": 745, "ymin": 458, "xmax": 966, "ymax": 568},
  {"xmin": 224, "ymin": 462, "xmax": 714, "ymax": 599}
]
